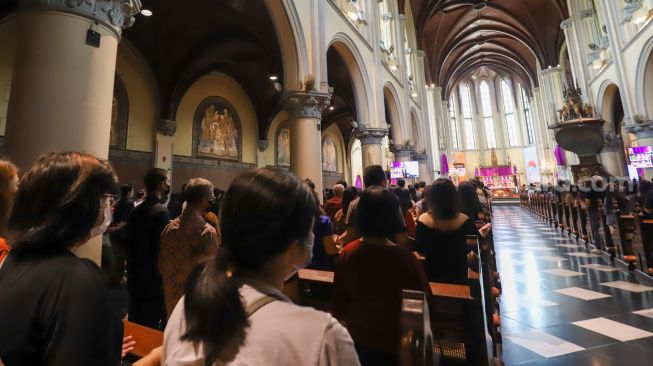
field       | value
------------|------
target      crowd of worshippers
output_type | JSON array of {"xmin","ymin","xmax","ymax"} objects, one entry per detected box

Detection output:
[
  {"xmin": 523, "ymin": 175, "xmax": 653, "ymax": 252},
  {"xmin": 0, "ymin": 152, "xmax": 493, "ymax": 366}
]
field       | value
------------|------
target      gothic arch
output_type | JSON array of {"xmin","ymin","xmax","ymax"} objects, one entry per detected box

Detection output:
[
  {"xmin": 383, "ymin": 82, "xmax": 404, "ymax": 144},
  {"xmin": 636, "ymin": 37, "xmax": 653, "ymax": 119},
  {"xmin": 264, "ymin": 0, "xmax": 307, "ymax": 90}
]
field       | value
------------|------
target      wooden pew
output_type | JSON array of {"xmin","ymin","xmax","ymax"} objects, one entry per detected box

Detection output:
[
  {"xmin": 429, "ymin": 273, "xmax": 497, "ymax": 365},
  {"xmin": 400, "ymin": 289, "xmax": 439, "ymax": 366},
  {"xmin": 638, "ymin": 218, "xmax": 653, "ymax": 275},
  {"xmin": 123, "ymin": 320, "xmax": 163, "ymax": 360},
  {"xmin": 550, "ymin": 195, "xmax": 559, "ymax": 228},
  {"xmin": 297, "ymin": 268, "xmax": 334, "ymax": 312},
  {"xmin": 598, "ymin": 199, "xmax": 616, "ymax": 262},
  {"xmin": 578, "ymin": 200, "xmax": 590, "ymax": 244},
  {"xmin": 557, "ymin": 200, "xmax": 565, "ymax": 232}
]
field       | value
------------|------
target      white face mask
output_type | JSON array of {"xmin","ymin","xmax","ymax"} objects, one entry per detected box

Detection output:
[{"xmin": 90, "ymin": 205, "xmax": 112, "ymax": 238}]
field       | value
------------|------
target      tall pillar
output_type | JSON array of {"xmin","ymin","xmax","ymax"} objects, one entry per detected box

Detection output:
[
  {"xmin": 155, "ymin": 119, "xmax": 176, "ymax": 187},
  {"xmin": 414, "ymin": 153, "xmax": 431, "ymax": 182},
  {"xmin": 391, "ymin": 144, "xmax": 415, "ymax": 162},
  {"xmin": 356, "ymin": 126, "xmax": 388, "ymax": 170},
  {"xmin": 283, "ymin": 91, "xmax": 330, "ymax": 198},
  {"xmin": 256, "ymin": 140, "xmax": 269, "ymax": 168},
  {"xmin": 5, "ymin": 0, "xmax": 140, "ymax": 170}
]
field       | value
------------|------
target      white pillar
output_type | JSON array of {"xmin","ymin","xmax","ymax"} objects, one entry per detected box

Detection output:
[
  {"xmin": 5, "ymin": 1, "xmax": 139, "ymax": 265},
  {"xmin": 283, "ymin": 91, "xmax": 330, "ymax": 198},
  {"xmin": 357, "ymin": 127, "xmax": 388, "ymax": 169},
  {"xmin": 5, "ymin": 1, "xmax": 139, "ymax": 169}
]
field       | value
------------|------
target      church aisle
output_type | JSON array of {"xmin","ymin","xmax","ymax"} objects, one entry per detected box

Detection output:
[{"xmin": 494, "ymin": 206, "xmax": 653, "ymax": 365}]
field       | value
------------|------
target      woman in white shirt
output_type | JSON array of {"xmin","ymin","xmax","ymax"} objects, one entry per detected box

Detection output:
[{"xmin": 162, "ymin": 168, "xmax": 360, "ymax": 366}]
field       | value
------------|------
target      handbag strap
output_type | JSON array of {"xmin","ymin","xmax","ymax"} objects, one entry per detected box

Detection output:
[{"xmin": 245, "ymin": 295, "xmax": 276, "ymax": 318}]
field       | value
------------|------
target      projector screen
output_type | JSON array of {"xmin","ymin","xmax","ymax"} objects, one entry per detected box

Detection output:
[{"xmin": 390, "ymin": 161, "xmax": 419, "ymax": 178}]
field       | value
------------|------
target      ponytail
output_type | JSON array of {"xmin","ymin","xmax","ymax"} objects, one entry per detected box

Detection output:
[{"xmin": 182, "ymin": 247, "xmax": 248, "ymax": 366}]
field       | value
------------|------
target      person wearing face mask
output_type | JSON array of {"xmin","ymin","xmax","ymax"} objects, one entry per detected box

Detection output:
[
  {"xmin": 163, "ymin": 168, "xmax": 360, "ymax": 366},
  {"xmin": 125, "ymin": 168, "xmax": 171, "ymax": 329},
  {"xmin": 0, "ymin": 152, "xmax": 124, "ymax": 365},
  {"xmin": 0, "ymin": 160, "xmax": 19, "ymax": 265},
  {"xmin": 159, "ymin": 178, "xmax": 219, "ymax": 317}
]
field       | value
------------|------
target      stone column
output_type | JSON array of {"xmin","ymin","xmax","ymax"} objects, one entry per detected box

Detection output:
[
  {"xmin": 413, "ymin": 153, "xmax": 431, "ymax": 182},
  {"xmin": 356, "ymin": 126, "xmax": 388, "ymax": 170},
  {"xmin": 256, "ymin": 140, "xmax": 269, "ymax": 168},
  {"xmin": 5, "ymin": 0, "xmax": 140, "ymax": 170},
  {"xmin": 391, "ymin": 144, "xmax": 415, "ymax": 162},
  {"xmin": 282, "ymin": 91, "xmax": 331, "ymax": 198},
  {"xmin": 155, "ymin": 119, "xmax": 176, "ymax": 186},
  {"xmin": 599, "ymin": 131, "xmax": 626, "ymax": 177},
  {"xmin": 4, "ymin": 1, "xmax": 139, "ymax": 265}
]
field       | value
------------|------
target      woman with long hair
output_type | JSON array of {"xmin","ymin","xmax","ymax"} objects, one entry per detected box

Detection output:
[
  {"xmin": 333, "ymin": 186, "xmax": 428, "ymax": 366},
  {"xmin": 333, "ymin": 186, "xmax": 360, "ymax": 235},
  {"xmin": 458, "ymin": 181, "xmax": 483, "ymax": 222},
  {"xmin": 415, "ymin": 179, "xmax": 489, "ymax": 284},
  {"xmin": 0, "ymin": 160, "xmax": 18, "ymax": 264},
  {"xmin": 163, "ymin": 168, "xmax": 359, "ymax": 365},
  {"xmin": 0, "ymin": 152, "xmax": 123, "ymax": 365}
]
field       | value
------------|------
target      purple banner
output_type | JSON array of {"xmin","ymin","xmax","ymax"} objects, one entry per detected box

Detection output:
[
  {"xmin": 479, "ymin": 166, "xmax": 513, "ymax": 177},
  {"xmin": 554, "ymin": 145, "xmax": 566, "ymax": 166},
  {"xmin": 440, "ymin": 154, "xmax": 449, "ymax": 175}
]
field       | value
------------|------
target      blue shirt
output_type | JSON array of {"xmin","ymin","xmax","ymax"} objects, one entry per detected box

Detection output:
[{"xmin": 309, "ymin": 215, "xmax": 335, "ymax": 271}]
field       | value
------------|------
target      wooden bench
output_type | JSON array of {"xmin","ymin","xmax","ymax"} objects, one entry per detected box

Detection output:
[
  {"xmin": 297, "ymin": 268, "xmax": 335, "ymax": 312},
  {"xmin": 123, "ymin": 320, "xmax": 163, "ymax": 359},
  {"xmin": 400, "ymin": 289, "xmax": 439, "ymax": 366}
]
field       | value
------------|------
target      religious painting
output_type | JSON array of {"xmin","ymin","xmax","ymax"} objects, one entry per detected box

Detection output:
[
  {"xmin": 194, "ymin": 97, "xmax": 240, "ymax": 161},
  {"xmin": 110, "ymin": 75, "xmax": 128, "ymax": 149},
  {"xmin": 322, "ymin": 136, "xmax": 337, "ymax": 172},
  {"xmin": 276, "ymin": 127, "xmax": 290, "ymax": 167}
]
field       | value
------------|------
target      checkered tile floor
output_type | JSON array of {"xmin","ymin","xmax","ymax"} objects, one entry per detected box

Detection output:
[{"xmin": 494, "ymin": 206, "xmax": 653, "ymax": 365}]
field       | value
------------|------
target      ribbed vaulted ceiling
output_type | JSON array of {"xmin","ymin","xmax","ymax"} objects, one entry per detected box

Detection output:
[{"xmin": 401, "ymin": 0, "xmax": 568, "ymax": 98}]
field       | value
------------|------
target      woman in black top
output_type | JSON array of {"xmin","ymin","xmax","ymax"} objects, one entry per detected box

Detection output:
[
  {"xmin": 0, "ymin": 152, "xmax": 123, "ymax": 366},
  {"xmin": 458, "ymin": 181, "xmax": 483, "ymax": 222},
  {"xmin": 415, "ymin": 179, "xmax": 487, "ymax": 284}
]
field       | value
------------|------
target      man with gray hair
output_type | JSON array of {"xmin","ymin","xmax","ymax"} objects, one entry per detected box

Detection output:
[{"xmin": 324, "ymin": 183, "xmax": 345, "ymax": 220}]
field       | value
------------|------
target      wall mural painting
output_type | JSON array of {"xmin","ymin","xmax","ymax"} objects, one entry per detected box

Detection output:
[
  {"xmin": 277, "ymin": 127, "xmax": 290, "ymax": 167},
  {"xmin": 194, "ymin": 97, "xmax": 240, "ymax": 161},
  {"xmin": 110, "ymin": 75, "xmax": 129, "ymax": 149},
  {"xmin": 322, "ymin": 136, "xmax": 337, "ymax": 172}
]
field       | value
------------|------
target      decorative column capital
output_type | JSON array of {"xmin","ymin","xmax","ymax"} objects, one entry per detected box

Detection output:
[
  {"xmin": 158, "ymin": 119, "xmax": 176, "ymax": 136},
  {"xmin": 257, "ymin": 139, "xmax": 269, "ymax": 152},
  {"xmin": 560, "ymin": 18, "xmax": 572, "ymax": 30},
  {"xmin": 624, "ymin": 0, "xmax": 643, "ymax": 22},
  {"xmin": 413, "ymin": 153, "xmax": 429, "ymax": 163},
  {"xmin": 281, "ymin": 91, "xmax": 331, "ymax": 119},
  {"xmin": 625, "ymin": 120, "xmax": 653, "ymax": 140},
  {"xmin": 540, "ymin": 66, "xmax": 563, "ymax": 75},
  {"xmin": 20, "ymin": 0, "xmax": 141, "ymax": 38},
  {"xmin": 355, "ymin": 126, "xmax": 388, "ymax": 146},
  {"xmin": 601, "ymin": 131, "xmax": 622, "ymax": 151},
  {"xmin": 390, "ymin": 144, "xmax": 415, "ymax": 158},
  {"xmin": 416, "ymin": 49, "xmax": 425, "ymax": 58}
]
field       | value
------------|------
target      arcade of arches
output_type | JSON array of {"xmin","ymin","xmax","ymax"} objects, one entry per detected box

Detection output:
[{"xmin": 3, "ymin": 0, "xmax": 653, "ymax": 364}]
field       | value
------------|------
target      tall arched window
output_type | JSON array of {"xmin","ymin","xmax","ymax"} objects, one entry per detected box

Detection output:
[
  {"xmin": 459, "ymin": 84, "xmax": 475, "ymax": 149},
  {"xmin": 521, "ymin": 87, "xmax": 535, "ymax": 145},
  {"xmin": 449, "ymin": 94, "xmax": 459, "ymax": 151},
  {"xmin": 479, "ymin": 81, "xmax": 496, "ymax": 149},
  {"xmin": 500, "ymin": 80, "xmax": 520, "ymax": 146}
]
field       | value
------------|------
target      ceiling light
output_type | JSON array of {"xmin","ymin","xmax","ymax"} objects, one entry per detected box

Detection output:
[
  {"xmin": 140, "ymin": 9, "xmax": 152, "ymax": 16},
  {"xmin": 269, "ymin": 75, "xmax": 278, "ymax": 81},
  {"xmin": 411, "ymin": 92, "xmax": 418, "ymax": 98},
  {"xmin": 388, "ymin": 59, "xmax": 398, "ymax": 71},
  {"xmin": 430, "ymin": 83, "xmax": 435, "ymax": 88},
  {"xmin": 592, "ymin": 59, "xmax": 605, "ymax": 70},
  {"xmin": 329, "ymin": 106, "xmax": 335, "ymax": 111},
  {"xmin": 633, "ymin": 8, "xmax": 651, "ymax": 24}
]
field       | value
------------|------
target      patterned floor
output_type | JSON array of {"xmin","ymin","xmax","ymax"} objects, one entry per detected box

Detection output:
[{"xmin": 494, "ymin": 206, "xmax": 653, "ymax": 365}]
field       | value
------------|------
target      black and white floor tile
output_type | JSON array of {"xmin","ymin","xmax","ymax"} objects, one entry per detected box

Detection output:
[{"xmin": 493, "ymin": 206, "xmax": 653, "ymax": 365}]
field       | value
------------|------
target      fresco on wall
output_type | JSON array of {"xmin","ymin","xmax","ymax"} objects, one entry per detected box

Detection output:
[
  {"xmin": 195, "ymin": 97, "xmax": 240, "ymax": 160},
  {"xmin": 110, "ymin": 75, "xmax": 128, "ymax": 149},
  {"xmin": 322, "ymin": 136, "xmax": 337, "ymax": 172},
  {"xmin": 277, "ymin": 127, "xmax": 290, "ymax": 167}
]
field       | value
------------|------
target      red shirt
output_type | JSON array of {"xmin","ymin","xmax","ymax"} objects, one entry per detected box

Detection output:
[
  {"xmin": 332, "ymin": 239, "xmax": 429, "ymax": 354},
  {"xmin": 323, "ymin": 197, "xmax": 342, "ymax": 219},
  {"xmin": 0, "ymin": 238, "xmax": 10, "ymax": 265}
]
